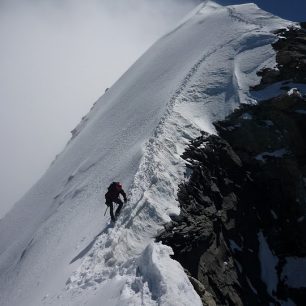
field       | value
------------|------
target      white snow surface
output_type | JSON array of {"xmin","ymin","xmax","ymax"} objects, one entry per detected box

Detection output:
[
  {"xmin": 0, "ymin": 2, "xmax": 294, "ymax": 305},
  {"xmin": 251, "ymin": 82, "xmax": 306, "ymax": 101},
  {"xmin": 282, "ymin": 257, "xmax": 306, "ymax": 289},
  {"xmin": 255, "ymin": 148, "xmax": 288, "ymax": 162},
  {"xmin": 258, "ymin": 231, "xmax": 279, "ymax": 298}
]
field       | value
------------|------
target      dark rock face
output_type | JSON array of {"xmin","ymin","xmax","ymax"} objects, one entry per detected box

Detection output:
[
  {"xmin": 254, "ymin": 25, "xmax": 306, "ymax": 88},
  {"xmin": 158, "ymin": 131, "xmax": 275, "ymax": 305},
  {"xmin": 216, "ymin": 93, "xmax": 306, "ymax": 257},
  {"xmin": 158, "ymin": 24, "xmax": 306, "ymax": 305}
]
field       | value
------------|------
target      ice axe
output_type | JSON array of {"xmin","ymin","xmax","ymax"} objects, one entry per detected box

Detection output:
[{"xmin": 104, "ymin": 202, "xmax": 119, "ymax": 216}]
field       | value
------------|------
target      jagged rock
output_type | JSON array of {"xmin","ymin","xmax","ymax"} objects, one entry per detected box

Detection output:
[
  {"xmin": 254, "ymin": 25, "xmax": 306, "ymax": 89},
  {"xmin": 184, "ymin": 269, "xmax": 217, "ymax": 306},
  {"xmin": 158, "ymin": 133, "xmax": 254, "ymax": 305},
  {"xmin": 216, "ymin": 91, "xmax": 306, "ymax": 258}
]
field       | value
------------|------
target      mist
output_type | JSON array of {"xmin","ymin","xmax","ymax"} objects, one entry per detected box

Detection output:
[
  {"xmin": 2, "ymin": 0, "xmax": 302, "ymax": 219},
  {"xmin": 0, "ymin": 0, "xmax": 201, "ymax": 218}
]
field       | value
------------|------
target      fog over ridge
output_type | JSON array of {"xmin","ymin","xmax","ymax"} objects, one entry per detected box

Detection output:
[
  {"xmin": 2, "ymin": 0, "xmax": 302, "ymax": 218},
  {"xmin": 0, "ymin": 0, "xmax": 201, "ymax": 217}
]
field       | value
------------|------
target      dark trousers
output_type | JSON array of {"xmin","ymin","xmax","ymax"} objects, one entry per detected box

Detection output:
[{"xmin": 109, "ymin": 198, "xmax": 123, "ymax": 221}]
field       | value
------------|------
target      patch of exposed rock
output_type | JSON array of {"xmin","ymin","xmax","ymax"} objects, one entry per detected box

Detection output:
[{"xmin": 254, "ymin": 23, "xmax": 306, "ymax": 88}]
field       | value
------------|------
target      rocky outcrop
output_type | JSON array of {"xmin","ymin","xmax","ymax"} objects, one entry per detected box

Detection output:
[
  {"xmin": 159, "ymin": 132, "xmax": 257, "ymax": 305},
  {"xmin": 158, "ymin": 23, "xmax": 306, "ymax": 305},
  {"xmin": 216, "ymin": 92, "xmax": 306, "ymax": 255},
  {"xmin": 254, "ymin": 23, "xmax": 306, "ymax": 88}
]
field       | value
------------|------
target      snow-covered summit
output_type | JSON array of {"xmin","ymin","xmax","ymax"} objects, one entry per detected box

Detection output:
[{"xmin": 0, "ymin": 2, "xmax": 294, "ymax": 305}]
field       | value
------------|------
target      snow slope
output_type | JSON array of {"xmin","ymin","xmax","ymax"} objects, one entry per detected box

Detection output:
[{"xmin": 0, "ymin": 2, "xmax": 294, "ymax": 305}]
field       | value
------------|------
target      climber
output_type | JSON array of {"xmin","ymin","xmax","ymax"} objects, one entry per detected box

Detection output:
[{"xmin": 105, "ymin": 182, "xmax": 127, "ymax": 222}]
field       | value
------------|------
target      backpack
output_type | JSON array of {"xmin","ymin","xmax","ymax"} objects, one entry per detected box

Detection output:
[
  {"xmin": 108, "ymin": 182, "xmax": 119, "ymax": 192},
  {"xmin": 105, "ymin": 182, "xmax": 121, "ymax": 205}
]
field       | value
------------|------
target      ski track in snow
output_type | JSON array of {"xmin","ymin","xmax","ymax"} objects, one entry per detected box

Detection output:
[{"xmin": 0, "ymin": 2, "xmax": 295, "ymax": 306}]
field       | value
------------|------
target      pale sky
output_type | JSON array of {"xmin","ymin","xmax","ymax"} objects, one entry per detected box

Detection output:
[
  {"xmin": 218, "ymin": 0, "xmax": 306, "ymax": 21},
  {"xmin": 0, "ymin": 0, "xmax": 201, "ymax": 217}
]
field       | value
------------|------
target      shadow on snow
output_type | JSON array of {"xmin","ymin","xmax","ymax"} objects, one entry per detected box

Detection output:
[{"xmin": 69, "ymin": 223, "xmax": 114, "ymax": 264}]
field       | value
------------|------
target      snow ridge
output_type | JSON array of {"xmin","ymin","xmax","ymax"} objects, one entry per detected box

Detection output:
[
  {"xmin": 65, "ymin": 4, "xmax": 293, "ymax": 305},
  {"xmin": 0, "ymin": 2, "xmax": 295, "ymax": 305},
  {"xmin": 65, "ymin": 40, "xmax": 203, "ymax": 305}
]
